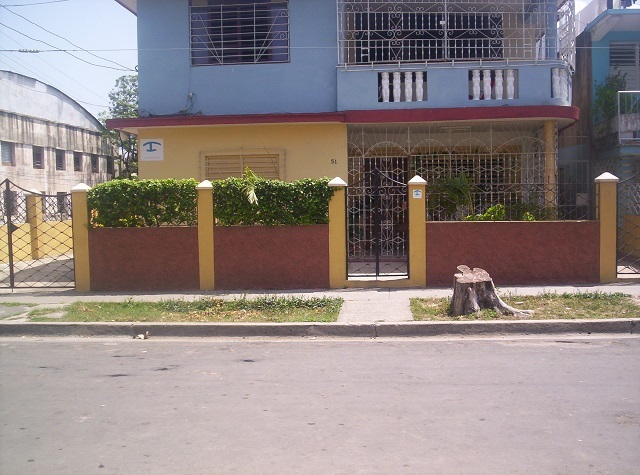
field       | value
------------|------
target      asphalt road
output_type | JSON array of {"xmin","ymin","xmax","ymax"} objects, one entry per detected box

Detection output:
[{"xmin": 1, "ymin": 336, "xmax": 639, "ymax": 474}]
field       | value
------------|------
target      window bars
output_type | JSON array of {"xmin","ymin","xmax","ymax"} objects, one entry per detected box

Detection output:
[
  {"xmin": 190, "ymin": 0, "xmax": 290, "ymax": 66},
  {"xmin": 337, "ymin": 0, "xmax": 573, "ymax": 66}
]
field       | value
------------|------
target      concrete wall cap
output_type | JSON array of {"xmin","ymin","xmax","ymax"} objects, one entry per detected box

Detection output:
[
  {"xmin": 594, "ymin": 172, "xmax": 619, "ymax": 182},
  {"xmin": 408, "ymin": 175, "xmax": 427, "ymax": 185},
  {"xmin": 27, "ymin": 189, "xmax": 42, "ymax": 195},
  {"xmin": 197, "ymin": 180, "xmax": 214, "ymax": 189},
  {"xmin": 329, "ymin": 177, "xmax": 347, "ymax": 187},
  {"xmin": 70, "ymin": 183, "xmax": 91, "ymax": 192}
]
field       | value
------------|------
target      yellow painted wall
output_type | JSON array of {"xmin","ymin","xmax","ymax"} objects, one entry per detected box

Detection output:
[
  {"xmin": 623, "ymin": 214, "xmax": 640, "ymax": 258},
  {"xmin": 137, "ymin": 123, "xmax": 348, "ymax": 181},
  {"xmin": 0, "ymin": 221, "xmax": 72, "ymax": 263},
  {"xmin": 0, "ymin": 223, "xmax": 32, "ymax": 263},
  {"xmin": 38, "ymin": 221, "xmax": 73, "ymax": 258}
]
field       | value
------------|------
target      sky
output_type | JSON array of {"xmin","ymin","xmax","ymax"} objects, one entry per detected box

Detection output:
[
  {"xmin": 0, "ymin": 0, "xmax": 137, "ymax": 119},
  {"xmin": 0, "ymin": 0, "xmax": 637, "ymax": 120}
]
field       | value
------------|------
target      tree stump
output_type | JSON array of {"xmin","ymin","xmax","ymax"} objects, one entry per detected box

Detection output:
[{"xmin": 451, "ymin": 265, "xmax": 533, "ymax": 318}]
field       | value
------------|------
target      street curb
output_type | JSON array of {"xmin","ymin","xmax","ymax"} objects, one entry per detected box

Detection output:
[{"xmin": 0, "ymin": 319, "xmax": 638, "ymax": 338}]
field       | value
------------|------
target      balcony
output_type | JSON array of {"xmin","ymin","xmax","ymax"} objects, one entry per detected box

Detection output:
[
  {"xmin": 336, "ymin": 61, "xmax": 572, "ymax": 111},
  {"xmin": 618, "ymin": 91, "xmax": 640, "ymax": 145}
]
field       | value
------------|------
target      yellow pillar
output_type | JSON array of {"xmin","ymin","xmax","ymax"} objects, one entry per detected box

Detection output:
[
  {"xmin": 328, "ymin": 177, "xmax": 347, "ymax": 288},
  {"xmin": 543, "ymin": 120, "xmax": 557, "ymax": 215},
  {"xmin": 595, "ymin": 172, "xmax": 619, "ymax": 283},
  {"xmin": 71, "ymin": 183, "xmax": 91, "ymax": 292},
  {"xmin": 408, "ymin": 176, "xmax": 427, "ymax": 287},
  {"xmin": 26, "ymin": 190, "xmax": 43, "ymax": 260},
  {"xmin": 197, "ymin": 180, "xmax": 215, "ymax": 291}
]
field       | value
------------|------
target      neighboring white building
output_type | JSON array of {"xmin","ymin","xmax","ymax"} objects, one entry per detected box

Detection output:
[{"xmin": 0, "ymin": 70, "xmax": 115, "ymax": 194}]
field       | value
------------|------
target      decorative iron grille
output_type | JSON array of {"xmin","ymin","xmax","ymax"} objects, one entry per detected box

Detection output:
[
  {"xmin": 190, "ymin": 0, "xmax": 290, "ymax": 66},
  {"xmin": 337, "ymin": 0, "xmax": 569, "ymax": 65},
  {"xmin": 348, "ymin": 123, "xmax": 592, "ymax": 222},
  {"xmin": 347, "ymin": 158, "xmax": 409, "ymax": 277}
]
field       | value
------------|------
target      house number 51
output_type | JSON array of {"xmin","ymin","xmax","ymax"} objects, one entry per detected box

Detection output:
[{"xmin": 331, "ymin": 159, "xmax": 338, "ymax": 165}]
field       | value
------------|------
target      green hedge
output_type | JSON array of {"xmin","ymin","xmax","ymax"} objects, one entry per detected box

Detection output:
[
  {"xmin": 212, "ymin": 177, "xmax": 334, "ymax": 226},
  {"xmin": 87, "ymin": 177, "xmax": 334, "ymax": 227},
  {"xmin": 87, "ymin": 179, "xmax": 198, "ymax": 227}
]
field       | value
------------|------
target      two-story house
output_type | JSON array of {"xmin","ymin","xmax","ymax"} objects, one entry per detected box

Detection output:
[{"xmin": 109, "ymin": 0, "xmax": 578, "ymax": 223}]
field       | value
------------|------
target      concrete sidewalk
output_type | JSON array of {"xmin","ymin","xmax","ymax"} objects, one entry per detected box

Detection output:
[{"xmin": 0, "ymin": 283, "xmax": 639, "ymax": 337}]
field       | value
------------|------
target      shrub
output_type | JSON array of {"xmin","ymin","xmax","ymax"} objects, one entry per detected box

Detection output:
[
  {"xmin": 87, "ymin": 178, "xmax": 198, "ymax": 227},
  {"xmin": 87, "ymin": 176, "xmax": 334, "ymax": 227}
]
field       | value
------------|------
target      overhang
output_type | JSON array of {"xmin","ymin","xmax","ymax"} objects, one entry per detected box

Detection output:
[{"xmin": 106, "ymin": 105, "xmax": 580, "ymax": 135}]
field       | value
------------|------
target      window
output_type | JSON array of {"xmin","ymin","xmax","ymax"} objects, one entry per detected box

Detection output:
[
  {"xmin": 74, "ymin": 152, "xmax": 83, "ymax": 171},
  {"xmin": 91, "ymin": 154, "xmax": 99, "ymax": 173},
  {"xmin": 202, "ymin": 152, "xmax": 282, "ymax": 180},
  {"xmin": 56, "ymin": 192, "xmax": 70, "ymax": 218},
  {"xmin": 33, "ymin": 146, "xmax": 44, "ymax": 169},
  {"xmin": 2, "ymin": 190, "xmax": 18, "ymax": 217},
  {"xmin": 190, "ymin": 0, "xmax": 290, "ymax": 65},
  {"xmin": 107, "ymin": 156, "xmax": 114, "ymax": 175},
  {"xmin": 55, "ymin": 149, "xmax": 65, "ymax": 171},
  {"xmin": 1, "ymin": 141, "xmax": 14, "ymax": 166},
  {"xmin": 610, "ymin": 42, "xmax": 640, "ymax": 90}
]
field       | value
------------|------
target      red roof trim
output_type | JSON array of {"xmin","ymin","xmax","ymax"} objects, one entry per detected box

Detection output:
[{"xmin": 106, "ymin": 106, "xmax": 579, "ymax": 130}]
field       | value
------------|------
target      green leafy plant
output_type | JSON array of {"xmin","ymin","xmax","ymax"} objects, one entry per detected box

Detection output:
[
  {"xmin": 427, "ymin": 173, "xmax": 475, "ymax": 220},
  {"xmin": 594, "ymin": 70, "xmax": 627, "ymax": 131},
  {"xmin": 87, "ymin": 178, "xmax": 198, "ymax": 227},
  {"xmin": 87, "ymin": 176, "xmax": 335, "ymax": 227}
]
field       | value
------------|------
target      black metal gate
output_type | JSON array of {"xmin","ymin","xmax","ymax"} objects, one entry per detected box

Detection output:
[
  {"xmin": 617, "ymin": 175, "xmax": 640, "ymax": 276},
  {"xmin": 346, "ymin": 159, "xmax": 409, "ymax": 278},
  {"xmin": 1, "ymin": 179, "xmax": 75, "ymax": 288}
]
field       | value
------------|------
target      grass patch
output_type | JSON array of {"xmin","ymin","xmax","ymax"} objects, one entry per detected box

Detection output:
[
  {"xmin": 27, "ymin": 296, "xmax": 343, "ymax": 323},
  {"xmin": 410, "ymin": 291, "xmax": 640, "ymax": 321}
]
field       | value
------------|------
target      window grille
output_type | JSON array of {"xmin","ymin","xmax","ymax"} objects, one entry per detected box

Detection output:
[
  {"xmin": 33, "ymin": 146, "xmax": 44, "ymax": 169},
  {"xmin": 73, "ymin": 152, "xmax": 82, "ymax": 171},
  {"xmin": 190, "ymin": 0, "xmax": 289, "ymax": 66},
  {"xmin": 1, "ymin": 141, "xmax": 14, "ymax": 166},
  {"xmin": 91, "ymin": 154, "xmax": 99, "ymax": 173},
  {"xmin": 55, "ymin": 149, "xmax": 65, "ymax": 171},
  {"xmin": 203, "ymin": 152, "xmax": 281, "ymax": 180},
  {"xmin": 337, "ymin": 0, "xmax": 560, "ymax": 65}
]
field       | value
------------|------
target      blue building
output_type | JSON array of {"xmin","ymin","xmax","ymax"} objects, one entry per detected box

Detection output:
[{"xmin": 110, "ymin": 0, "xmax": 579, "ymax": 220}]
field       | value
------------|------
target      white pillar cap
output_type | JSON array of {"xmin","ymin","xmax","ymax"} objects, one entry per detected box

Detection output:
[
  {"xmin": 408, "ymin": 175, "xmax": 427, "ymax": 185},
  {"xmin": 197, "ymin": 180, "xmax": 214, "ymax": 189},
  {"xmin": 70, "ymin": 183, "xmax": 91, "ymax": 193},
  {"xmin": 328, "ymin": 177, "xmax": 347, "ymax": 187},
  {"xmin": 594, "ymin": 172, "xmax": 619, "ymax": 183}
]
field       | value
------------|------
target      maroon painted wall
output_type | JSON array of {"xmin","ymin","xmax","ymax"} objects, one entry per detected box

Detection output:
[
  {"xmin": 426, "ymin": 221, "xmax": 600, "ymax": 286},
  {"xmin": 89, "ymin": 227, "xmax": 199, "ymax": 291},
  {"xmin": 214, "ymin": 225, "xmax": 329, "ymax": 290}
]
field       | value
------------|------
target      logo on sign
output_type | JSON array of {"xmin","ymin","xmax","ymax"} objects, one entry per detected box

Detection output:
[{"xmin": 140, "ymin": 139, "xmax": 164, "ymax": 161}]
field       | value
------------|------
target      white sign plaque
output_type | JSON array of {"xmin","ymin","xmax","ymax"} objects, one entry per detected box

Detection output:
[
  {"xmin": 140, "ymin": 139, "xmax": 164, "ymax": 161},
  {"xmin": 412, "ymin": 189, "xmax": 423, "ymax": 199}
]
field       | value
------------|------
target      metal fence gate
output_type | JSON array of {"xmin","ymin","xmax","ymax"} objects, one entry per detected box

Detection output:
[
  {"xmin": 347, "ymin": 158, "xmax": 409, "ymax": 278},
  {"xmin": 617, "ymin": 175, "xmax": 640, "ymax": 276},
  {"xmin": 1, "ymin": 179, "xmax": 75, "ymax": 289}
]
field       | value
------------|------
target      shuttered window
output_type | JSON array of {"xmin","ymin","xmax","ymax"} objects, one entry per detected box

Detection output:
[
  {"xmin": 610, "ymin": 42, "xmax": 640, "ymax": 90},
  {"xmin": 202, "ymin": 153, "xmax": 282, "ymax": 180}
]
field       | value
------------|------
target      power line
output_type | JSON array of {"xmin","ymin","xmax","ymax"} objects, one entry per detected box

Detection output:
[
  {"xmin": 1, "ymin": 4, "xmax": 134, "ymax": 71},
  {"xmin": 0, "ymin": 0, "xmax": 70, "ymax": 5},
  {"xmin": 0, "ymin": 30, "xmax": 112, "ymax": 103},
  {"xmin": 0, "ymin": 21, "xmax": 132, "ymax": 71}
]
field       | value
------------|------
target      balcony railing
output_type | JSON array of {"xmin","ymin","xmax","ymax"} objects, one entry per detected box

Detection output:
[{"xmin": 618, "ymin": 91, "xmax": 640, "ymax": 145}]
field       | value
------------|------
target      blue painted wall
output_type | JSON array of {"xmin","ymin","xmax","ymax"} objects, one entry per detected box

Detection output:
[
  {"xmin": 592, "ymin": 30, "xmax": 640, "ymax": 96},
  {"xmin": 137, "ymin": 0, "xmax": 338, "ymax": 116},
  {"xmin": 137, "ymin": 0, "xmax": 571, "ymax": 116}
]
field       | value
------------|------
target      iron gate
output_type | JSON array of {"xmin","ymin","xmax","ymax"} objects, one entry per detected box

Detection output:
[
  {"xmin": 1, "ymin": 179, "xmax": 75, "ymax": 288},
  {"xmin": 617, "ymin": 175, "xmax": 640, "ymax": 276},
  {"xmin": 346, "ymin": 159, "xmax": 409, "ymax": 278}
]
